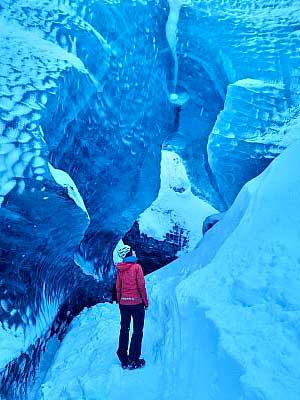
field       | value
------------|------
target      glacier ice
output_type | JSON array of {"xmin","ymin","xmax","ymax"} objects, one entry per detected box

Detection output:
[
  {"xmin": 169, "ymin": 0, "xmax": 300, "ymax": 208},
  {"xmin": 0, "ymin": 2, "xmax": 175, "ymax": 394},
  {"xmin": 0, "ymin": 0, "xmax": 173, "ymax": 364}
]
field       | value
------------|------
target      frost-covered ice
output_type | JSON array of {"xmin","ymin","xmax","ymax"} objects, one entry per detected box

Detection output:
[
  {"xmin": 42, "ymin": 142, "xmax": 300, "ymax": 400},
  {"xmin": 139, "ymin": 150, "xmax": 216, "ymax": 252}
]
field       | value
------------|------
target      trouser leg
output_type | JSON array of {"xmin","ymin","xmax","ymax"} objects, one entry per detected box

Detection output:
[
  {"xmin": 117, "ymin": 305, "xmax": 131, "ymax": 364},
  {"xmin": 129, "ymin": 304, "xmax": 145, "ymax": 361}
]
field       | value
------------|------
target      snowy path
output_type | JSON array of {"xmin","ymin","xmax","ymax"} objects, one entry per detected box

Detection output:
[
  {"xmin": 41, "ymin": 266, "xmax": 191, "ymax": 400},
  {"xmin": 41, "ymin": 247, "xmax": 243, "ymax": 400},
  {"xmin": 41, "ymin": 303, "xmax": 167, "ymax": 400}
]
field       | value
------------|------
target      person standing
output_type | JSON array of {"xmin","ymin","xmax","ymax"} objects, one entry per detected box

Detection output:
[{"xmin": 116, "ymin": 245, "xmax": 148, "ymax": 369}]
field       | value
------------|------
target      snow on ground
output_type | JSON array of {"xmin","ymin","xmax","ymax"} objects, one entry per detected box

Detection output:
[
  {"xmin": 41, "ymin": 141, "xmax": 300, "ymax": 400},
  {"xmin": 178, "ymin": 140, "xmax": 300, "ymax": 400},
  {"xmin": 138, "ymin": 150, "xmax": 216, "ymax": 251}
]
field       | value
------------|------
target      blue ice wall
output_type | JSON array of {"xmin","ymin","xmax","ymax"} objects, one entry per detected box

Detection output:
[
  {"xmin": 173, "ymin": 0, "xmax": 300, "ymax": 207},
  {"xmin": 0, "ymin": 0, "xmax": 174, "ymax": 369}
]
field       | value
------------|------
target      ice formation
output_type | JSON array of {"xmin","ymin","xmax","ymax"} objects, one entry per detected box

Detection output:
[
  {"xmin": 0, "ymin": 0, "xmax": 173, "ymax": 380},
  {"xmin": 170, "ymin": 0, "xmax": 300, "ymax": 208},
  {"xmin": 166, "ymin": 0, "xmax": 190, "ymax": 96},
  {"xmin": 138, "ymin": 150, "xmax": 212, "ymax": 246}
]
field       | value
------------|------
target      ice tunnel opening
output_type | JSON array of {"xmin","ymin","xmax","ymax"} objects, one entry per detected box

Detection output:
[
  {"xmin": 115, "ymin": 24, "xmax": 232, "ymax": 278},
  {"xmin": 121, "ymin": 147, "xmax": 218, "ymax": 276},
  {"xmin": 116, "ymin": 0, "xmax": 233, "ymax": 271}
]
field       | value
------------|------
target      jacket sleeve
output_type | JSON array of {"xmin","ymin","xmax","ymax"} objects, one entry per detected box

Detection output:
[
  {"xmin": 116, "ymin": 271, "xmax": 122, "ymax": 303},
  {"xmin": 136, "ymin": 264, "xmax": 148, "ymax": 307}
]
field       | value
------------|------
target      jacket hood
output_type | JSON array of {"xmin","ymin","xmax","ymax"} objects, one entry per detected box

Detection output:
[
  {"xmin": 117, "ymin": 262, "xmax": 135, "ymax": 272},
  {"xmin": 123, "ymin": 255, "xmax": 137, "ymax": 263}
]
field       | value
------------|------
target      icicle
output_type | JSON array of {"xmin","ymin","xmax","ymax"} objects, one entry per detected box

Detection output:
[
  {"xmin": 166, "ymin": 0, "xmax": 190, "ymax": 105},
  {"xmin": 166, "ymin": 0, "xmax": 182, "ymax": 91}
]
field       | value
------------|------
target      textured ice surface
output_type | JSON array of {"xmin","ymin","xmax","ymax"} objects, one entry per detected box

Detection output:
[
  {"xmin": 0, "ymin": 0, "xmax": 173, "ymax": 375},
  {"xmin": 42, "ymin": 141, "xmax": 300, "ymax": 400},
  {"xmin": 0, "ymin": 0, "xmax": 174, "ymax": 271},
  {"xmin": 138, "ymin": 150, "xmax": 215, "ymax": 248},
  {"xmin": 0, "ymin": 18, "xmax": 91, "ymax": 365},
  {"xmin": 124, "ymin": 150, "xmax": 216, "ymax": 274},
  {"xmin": 170, "ymin": 0, "xmax": 300, "ymax": 208}
]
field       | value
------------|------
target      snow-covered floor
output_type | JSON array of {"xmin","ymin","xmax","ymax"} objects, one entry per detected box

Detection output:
[
  {"xmin": 41, "ymin": 254, "xmax": 241, "ymax": 400},
  {"xmin": 41, "ymin": 141, "xmax": 300, "ymax": 400}
]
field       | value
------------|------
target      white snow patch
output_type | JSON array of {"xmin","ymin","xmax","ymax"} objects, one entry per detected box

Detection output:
[
  {"xmin": 48, "ymin": 163, "xmax": 89, "ymax": 216},
  {"xmin": 138, "ymin": 150, "xmax": 216, "ymax": 252},
  {"xmin": 177, "ymin": 140, "xmax": 300, "ymax": 400}
]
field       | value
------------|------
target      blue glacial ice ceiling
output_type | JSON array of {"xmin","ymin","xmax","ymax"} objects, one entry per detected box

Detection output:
[{"xmin": 0, "ymin": 0, "xmax": 300, "ymax": 396}]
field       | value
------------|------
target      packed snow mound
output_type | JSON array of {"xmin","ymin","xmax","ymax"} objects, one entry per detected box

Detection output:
[
  {"xmin": 42, "ymin": 141, "xmax": 300, "ymax": 399},
  {"xmin": 178, "ymin": 140, "xmax": 300, "ymax": 399}
]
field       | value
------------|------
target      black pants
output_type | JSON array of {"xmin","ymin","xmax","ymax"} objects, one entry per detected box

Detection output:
[{"xmin": 117, "ymin": 303, "xmax": 145, "ymax": 363}]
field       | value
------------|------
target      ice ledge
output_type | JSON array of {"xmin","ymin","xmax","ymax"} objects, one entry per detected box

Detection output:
[{"xmin": 48, "ymin": 163, "xmax": 89, "ymax": 217}]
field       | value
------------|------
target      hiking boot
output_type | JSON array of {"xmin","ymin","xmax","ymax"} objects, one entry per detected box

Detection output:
[
  {"xmin": 121, "ymin": 361, "xmax": 129, "ymax": 369},
  {"xmin": 117, "ymin": 350, "xmax": 128, "ymax": 369},
  {"xmin": 128, "ymin": 358, "xmax": 146, "ymax": 370}
]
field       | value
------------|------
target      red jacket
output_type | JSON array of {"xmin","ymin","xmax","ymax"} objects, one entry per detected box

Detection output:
[{"xmin": 116, "ymin": 262, "xmax": 148, "ymax": 307}]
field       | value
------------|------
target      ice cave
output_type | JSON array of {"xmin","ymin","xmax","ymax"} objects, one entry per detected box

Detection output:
[{"xmin": 0, "ymin": 0, "xmax": 300, "ymax": 399}]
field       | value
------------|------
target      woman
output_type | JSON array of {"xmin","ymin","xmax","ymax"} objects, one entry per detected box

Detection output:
[{"xmin": 116, "ymin": 245, "xmax": 149, "ymax": 369}]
